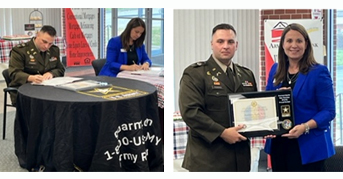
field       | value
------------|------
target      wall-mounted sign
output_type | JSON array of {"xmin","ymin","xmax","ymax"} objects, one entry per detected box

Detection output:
[
  {"xmin": 264, "ymin": 19, "xmax": 323, "ymax": 81},
  {"xmin": 312, "ymin": 9, "xmax": 322, "ymax": 20},
  {"xmin": 24, "ymin": 24, "xmax": 35, "ymax": 37},
  {"xmin": 65, "ymin": 8, "xmax": 98, "ymax": 67}
]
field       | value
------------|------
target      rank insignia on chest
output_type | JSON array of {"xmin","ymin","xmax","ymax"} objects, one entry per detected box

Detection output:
[
  {"xmin": 242, "ymin": 81, "xmax": 253, "ymax": 86},
  {"xmin": 29, "ymin": 58, "xmax": 36, "ymax": 64},
  {"xmin": 212, "ymin": 81, "xmax": 223, "ymax": 89},
  {"xmin": 213, "ymin": 81, "xmax": 220, "ymax": 86},
  {"xmin": 211, "ymin": 76, "xmax": 218, "ymax": 82}
]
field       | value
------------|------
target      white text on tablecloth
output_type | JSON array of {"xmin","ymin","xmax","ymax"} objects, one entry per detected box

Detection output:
[{"xmin": 103, "ymin": 118, "xmax": 162, "ymax": 165}]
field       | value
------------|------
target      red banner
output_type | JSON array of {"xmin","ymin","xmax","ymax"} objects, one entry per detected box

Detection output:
[{"xmin": 65, "ymin": 8, "xmax": 97, "ymax": 67}]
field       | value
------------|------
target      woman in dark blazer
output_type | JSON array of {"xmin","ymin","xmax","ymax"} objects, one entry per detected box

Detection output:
[
  {"xmin": 99, "ymin": 17, "xmax": 152, "ymax": 77},
  {"xmin": 264, "ymin": 23, "xmax": 336, "ymax": 171}
]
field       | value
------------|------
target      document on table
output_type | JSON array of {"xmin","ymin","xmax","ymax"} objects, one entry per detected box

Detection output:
[
  {"xmin": 32, "ymin": 77, "xmax": 83, "ymax": 86},
  {"xmin": 131, "ymin": 67, "xmax": 164, "ymax": 77},
  {"xmin": 55, "ymin": 80, "xmax": 109, "ymax": 91}
]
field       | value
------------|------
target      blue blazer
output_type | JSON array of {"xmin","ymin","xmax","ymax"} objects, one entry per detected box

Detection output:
[
  {"xmin": 264, "ymin": 63, "xmax": 336, "ymax": 164},
  {"xmin": 99, "ymin": 36, "xmax": 152, "ymax": 77}
]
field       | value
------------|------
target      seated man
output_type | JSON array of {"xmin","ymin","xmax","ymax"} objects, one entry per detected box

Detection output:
[{"xmin": 8, "ymin": 25, "xmax": 65, "ymax": 106}]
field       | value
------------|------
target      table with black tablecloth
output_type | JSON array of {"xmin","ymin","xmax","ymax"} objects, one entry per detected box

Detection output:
[
  {"xmin": 14, "ymin": 76, "xmax": 164, "ymax": 171},
  {"xmin": 117, "ymin": 69, "xmax": 164, "ymax": 142}
]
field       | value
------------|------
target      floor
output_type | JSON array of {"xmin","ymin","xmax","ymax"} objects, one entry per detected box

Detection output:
[{"xmin": 173, "ymin": 150, "xmax": 271, "ymax": 172}]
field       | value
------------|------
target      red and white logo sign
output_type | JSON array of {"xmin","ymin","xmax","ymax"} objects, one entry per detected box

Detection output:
[
  {"xmin": 271, "ymin": 22, "xmax": 288, "ymax": 42},
  {"xmin": 264, "ymin": 19, "xmax": 323, "ymax": 82},
  {"xmin": 65, "ymin": 8, "xmax": 98, "ymax": 67}
]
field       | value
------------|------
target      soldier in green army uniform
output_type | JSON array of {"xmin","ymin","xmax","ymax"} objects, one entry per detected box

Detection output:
[
  {"xmin": 9, "ymin": 25, "xmax": 65, "ymax": 106},
  {"xmin": 179, "ymin": 23, "xmax": 258, "ymax": 171}
]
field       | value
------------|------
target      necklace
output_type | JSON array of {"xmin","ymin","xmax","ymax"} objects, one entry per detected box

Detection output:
[
  {"xmin": 129, "ymin": 45, "xmax": 134, "ymax": 52},
  {"xmin": 287, "ymin": 72, "xmax": 299, "ymax": 85}
]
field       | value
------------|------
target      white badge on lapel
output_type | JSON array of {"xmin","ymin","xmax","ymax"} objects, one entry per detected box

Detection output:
[{"xmin": 120, "ymin": 48, "xmax": 127, "ymax": 52}]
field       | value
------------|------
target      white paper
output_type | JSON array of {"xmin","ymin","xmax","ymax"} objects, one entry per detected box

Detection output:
[
  {"xmin": 131, "ymin": 67, "xmax": 164, "ymax": 76},
  {"xmin": 32, "ymin": 77, "xmax": 83, "ymax": 86},
  {"xmin": 232, "ymin": 97, "xmax": 278, "ymax": 132},
  {"xmin": 55, "ymin": 80, "xmax": 107, "ymax": 91}
]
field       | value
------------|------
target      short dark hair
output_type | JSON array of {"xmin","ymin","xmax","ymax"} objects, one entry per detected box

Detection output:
[
  {"xmin": 40, "ymin": 25, "xmax": 57, "ymax": 37},
  {"xmin": 212, "ymin": 23, "xmax": 236, "ymax": 36},
  {"xmin": 120, "ymin": 17, "xmax": 146, "ymax": 51}
]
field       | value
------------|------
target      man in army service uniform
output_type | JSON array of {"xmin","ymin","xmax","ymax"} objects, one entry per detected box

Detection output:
[
  {"xmin": 179, "ymin": 23, "xmax": 258, "ymax": 171},
  {"xmin": 9, "ymin": 25, "xmax": 65, "ymax": 106}
]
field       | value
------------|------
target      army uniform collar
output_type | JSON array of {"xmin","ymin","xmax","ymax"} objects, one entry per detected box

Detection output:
[
  {"xmin": 208, "ymin": 55, "xmax": 243, "ymax": 92},
  {"xmin": 211, "ymin": 54, "xmax": 234, "ymax": 73},
  {"xmin": 32, "ymin": 37, "xmax": 42, "ymax": 53}
]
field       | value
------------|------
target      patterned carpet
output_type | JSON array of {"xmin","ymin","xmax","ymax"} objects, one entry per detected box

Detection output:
[{"xmin": 0, "ymin": 111, "xmax": 27, "ymax": 172}]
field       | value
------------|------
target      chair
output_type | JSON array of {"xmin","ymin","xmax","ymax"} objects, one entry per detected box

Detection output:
[
  {"xmin": 324, "ymin": 145, "xmax": 343, "ymax": 171},
  {"xmin": 258, "ymin": 150, "xmax": 272, "ymax": 172},
  {"xmin": 2, "ymin": 69, "xmax": 17, "ymax": 140},
  {"xmin": 91, "ymin": 58, "xmax": 106, "ymax": 76}
]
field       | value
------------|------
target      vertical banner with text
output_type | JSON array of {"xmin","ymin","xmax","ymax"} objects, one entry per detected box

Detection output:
[
  {"xmin": 264, "ymin": 19, "xmax": 323, "ymax": 82},
  {"xmin": 65, "ymin": 8, "xmax": 98, "ymax": 67}
]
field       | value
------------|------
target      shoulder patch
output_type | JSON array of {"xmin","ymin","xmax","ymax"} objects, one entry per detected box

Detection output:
[
  {"xmin": 236, "ymin": 63, "xmax": 250, "ymax": 70},
  {"xmin": 16, "ymin": 42, "xmax": 29, "ymax": 48},
  {"xmin": 191, "ymin": 61, "xmax": 207, "ymax": 67},
  {"xmin": 51, "ymin": 44, "xmax": 58, "ymax": 48}
]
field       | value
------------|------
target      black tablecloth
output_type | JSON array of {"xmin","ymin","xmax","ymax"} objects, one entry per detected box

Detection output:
[{"xmin": 14, "ymin": 76, "xmax": 164, "ymax": 171}]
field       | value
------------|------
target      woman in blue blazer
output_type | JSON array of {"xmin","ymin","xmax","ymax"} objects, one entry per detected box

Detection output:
[
  {"xmin": 99, "ymin": 18, "xmax": 152, "ymax": 77},
  {"xmin": 265, "ymin": 23, "xmax": 335, "ymax": 171}
]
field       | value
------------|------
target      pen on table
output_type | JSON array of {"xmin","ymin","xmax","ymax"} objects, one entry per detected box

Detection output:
[{"xmin": 37, "ymin": 71, "xmax": 41, "ymax": 75}]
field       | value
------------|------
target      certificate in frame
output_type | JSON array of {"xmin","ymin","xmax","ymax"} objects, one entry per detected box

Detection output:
[{"xmin": 227, "ymin": 90, "xmax": 294, "ymax": 137}]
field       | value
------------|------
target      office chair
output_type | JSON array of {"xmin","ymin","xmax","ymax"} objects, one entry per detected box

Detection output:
[
  {"xmin": 91, "ymin": 58, "xmax": 106, "ymax": 76},
  {"xmin": 2, "ymin": 69, "xmax": 17, "ymax": 140},
  {"xmin": 324, "ymin": 145, "xmax": 343, "ymax": 171}
]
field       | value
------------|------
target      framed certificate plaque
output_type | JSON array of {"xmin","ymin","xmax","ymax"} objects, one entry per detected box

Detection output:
[{"xmin": 227, "ymin": 90, "xmax": 294, "ymax": 137}]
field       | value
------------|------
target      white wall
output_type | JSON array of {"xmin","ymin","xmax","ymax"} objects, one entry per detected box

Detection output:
[
  {"xmin": 0, "ymin": 8, "xmax": 62, "ymax": 80},
  {"xmin": 0, "ymin": 8, "xmax": 62, "ymax": 36},
  {"xmin": 173, "ymin": 9, "xmax": 260, "ymax": 111}
]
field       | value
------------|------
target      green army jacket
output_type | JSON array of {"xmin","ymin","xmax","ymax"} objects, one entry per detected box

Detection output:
[
  {"xmin": 179, "ymin": 55, "xmax": 257, "ymax": 171},
  {"xmin": 8, "ymin": 38, "xmax": 65, "ymax": 104}
]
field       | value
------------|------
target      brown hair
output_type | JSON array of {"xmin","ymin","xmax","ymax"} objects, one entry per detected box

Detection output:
[
  {"xmin": 212, "ymin": 23, "xmax": 236, "ymax": 36},
  {"xmin": 120, "ymin": 17, "xmax": 146, "ymax": 52},
  {"xmin": 273, "ymin": 23, "xmax": 318, "ymax": 86}
]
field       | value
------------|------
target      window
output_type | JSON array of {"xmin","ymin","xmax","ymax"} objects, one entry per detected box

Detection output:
[
  {"xmin": 103, "ymin": 8, "xmax": 164, "ymax": 66},
  {"xmin": 334, "ymin": 9, "xmax": 343, "ymax": 145}
]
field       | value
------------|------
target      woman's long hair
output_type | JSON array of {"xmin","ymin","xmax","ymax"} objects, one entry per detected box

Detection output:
[
  {"xmin": 120, "ymin": 17, "xmax": 146, "ymax": 52},
  {"xmin": 273, "ymin": 23, "xmax": 318, "ymax": 86}
]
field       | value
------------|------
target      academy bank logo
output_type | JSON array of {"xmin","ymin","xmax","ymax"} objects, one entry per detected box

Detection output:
[{"xmin": 271, "ymin": 22, "xmax": 288, "ymax": 42}]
